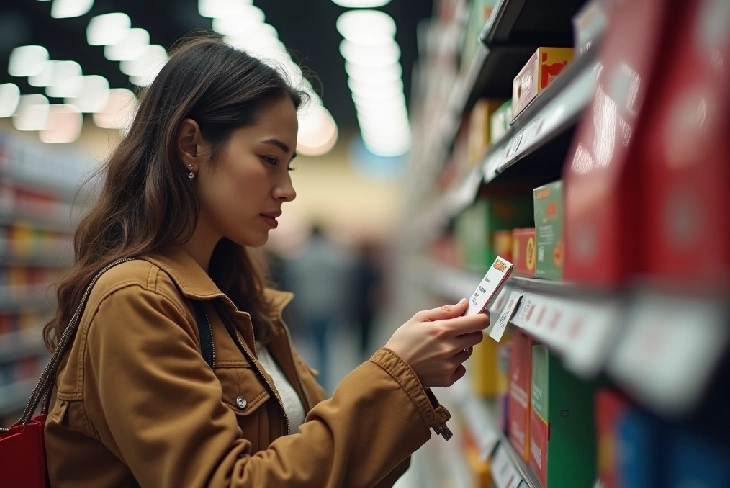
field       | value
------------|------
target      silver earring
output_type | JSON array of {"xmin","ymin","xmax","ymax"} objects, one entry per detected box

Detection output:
[{"xmin": 189, "ymin": 171, "xmax": 195, "ymax": 180}]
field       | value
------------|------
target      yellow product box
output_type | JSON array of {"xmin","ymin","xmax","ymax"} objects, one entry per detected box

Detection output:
[
  {"xmin": 468, "ymin": 99, "xmax": 506, "ymax": 165},
  {"xmin": 466, "ymin": 444, "xmax": 494, "ymax": 487},
  {"xmin": 470, "ymin": 336, "xmax": 500, "ymax": 397},
  {"xmin": 512, "ymin": 47, "xmax": 574, "ymax": 120}
]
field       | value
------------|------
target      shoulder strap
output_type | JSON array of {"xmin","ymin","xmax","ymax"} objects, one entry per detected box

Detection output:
[{"xmin": 191, "ymin": 301, "xmax": 215, "ymax": 369}]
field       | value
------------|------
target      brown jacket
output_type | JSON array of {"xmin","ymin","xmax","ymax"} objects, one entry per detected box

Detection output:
[{"xmin": 45, "ymin": 247, "xmax": 451, "ymax": 487}]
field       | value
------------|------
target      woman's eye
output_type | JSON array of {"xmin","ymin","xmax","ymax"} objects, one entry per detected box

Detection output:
[{"xmin": 262, "ymin": 156, "xmax": 278, "ymax": 166}]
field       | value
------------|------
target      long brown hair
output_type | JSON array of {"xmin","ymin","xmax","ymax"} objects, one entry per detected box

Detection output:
[{"xmin": 44, "ymin": 35, "xmax": 306, "ymax": 350}]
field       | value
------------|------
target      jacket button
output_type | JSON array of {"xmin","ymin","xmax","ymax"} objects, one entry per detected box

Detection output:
[{"xmin": 236, "ymin": 396, "xmax": 247, "ymax": 409}]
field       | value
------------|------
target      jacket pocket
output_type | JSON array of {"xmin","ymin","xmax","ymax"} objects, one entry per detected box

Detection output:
[{"xmin": 215, "ymin": 365, "xmax": 271, "ymax": 417}]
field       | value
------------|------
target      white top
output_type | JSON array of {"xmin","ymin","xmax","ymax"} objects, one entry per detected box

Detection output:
[{"xmin": 255, "ymin": 342, "xmax": 306, "ymax": 432}]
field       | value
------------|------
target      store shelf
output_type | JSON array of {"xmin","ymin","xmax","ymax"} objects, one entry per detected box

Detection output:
[
  {"xmin": 0, "ymin": 253, "xmax": 72, "ymax": 267},
  {"xmin": 481, "ymin": 0, "xmax": 586, "ymax": 46},
  {"xmin": 0, "ymin": 331, "xmax": 47, "ymax": 363},
  {"xmin": 0, "ymin": 291, "xmax": 55, "ymax": 312},
  {"xmin": 0, "ymin": 210, "xmax": 77, "ymax": 233},
  {"xmin": 0, "ymin": 378, "xmax": 35, "ymax": 416}
]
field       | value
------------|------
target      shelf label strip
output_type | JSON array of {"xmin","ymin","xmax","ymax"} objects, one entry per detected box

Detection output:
[{"xmin": 491, "ymin": 442, "xmax": 526, "ymax": 488}]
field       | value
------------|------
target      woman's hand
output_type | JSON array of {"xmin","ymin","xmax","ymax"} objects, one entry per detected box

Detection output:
[{"xmin": 384, "ymin": 299, "xmax": 490, "ymax": 388}]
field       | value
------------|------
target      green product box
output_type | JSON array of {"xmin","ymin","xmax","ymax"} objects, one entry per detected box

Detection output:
[
  {"xmin": 490, "ymin": 100, "xmax": 513, "ymax": 144},
  {"xmin": 533, "ymin": 180, "xmax": 564, "ymax": 280},
  {"xmin": 455, "ymin": 197, "xmax": 533, "ymax": 272},
  {"xmin": 530, "ymin": 345, "xmax": 596, "ymax": 488}
]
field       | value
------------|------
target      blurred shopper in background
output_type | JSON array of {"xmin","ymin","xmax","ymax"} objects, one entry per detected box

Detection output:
[
  {"xmin": 283, "ymin": 223, "xmax": 356, "ymax": 393},
  {"xmin": 353, "ymin": 240, "xmax": 385, "ymax": 360},
  {"xmin": 39, "ymin": 36, "xmax": 488, "ymax": 488}
]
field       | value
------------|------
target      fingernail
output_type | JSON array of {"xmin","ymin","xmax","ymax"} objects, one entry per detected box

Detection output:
[{"xmin": 458, "ymin": 298, "xmax": 467, "ymax": 305}]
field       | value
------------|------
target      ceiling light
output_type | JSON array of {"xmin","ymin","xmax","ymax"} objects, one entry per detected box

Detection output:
[
  {"xmin": 40, "ymin": 104, "xmax": 83, "ymax": 143},
  {"xmin": 13, "ymin": 94, "xmax": 50, "ymax": 131},
  {"xmin": 330, "ymin": 0, "xmax": 391, "ymax": 7},
  {"xmin": 8, "ymin": 45, "xmax": 49, "ymax": 77},
  {"xmin": 120, "ymin": 44, "xmax": 168, "ymax": 77},
  {"xmin": 68, "ymin": 75, "xmax": 109, "ymax": 112},
  {"xmin": 45, "ymin": 60, "xmax": 83, "ymax": 98},
  {"xmin": 297, "ymin": 107, "xmax": 338, "ymax": 156},
  {"xmin": 348, "ymin": 77, "xmax": 404, "ymax": 97},
  {"xmin": 345, "ymin": 62, "xmax": 402, "ymax": 85},
  {"xmin": 87, "ymin": 13, "xmax": 131, "ymax": 46},
  {"xmin": 28, "ymin": 60, "xmax": 59, "ymax": 87},
  {"xmin": 340, "ymin": 40, "xmax": 400, "ymax": 68},
  {"xmin": 199, "ymin": 0, "xmax": 255, "ymax": 18},
  {"xmin": 51, "ymin": 0, "xmax": 94, "ymax": 19},
  {"xmin": 93, "ymin": 88, "xmax": 137, "ymax": 129},
  {"xmin": 220, "ymin": 22, "xmax": 278, "ymax": 42},
  {"xmin": 211, "ymin": 7, "xmax": 266, "ymax": 35},
  {"xmin": 0, "ymin": 84, "xmax": 21, "ymax": 117},
  {"xmin": 104, "ymin": 28, "xmax": 150, "ymax": 61},
  {"xmin": 336, "ymin": 10, "xmax": 396, "ymax": 46}
]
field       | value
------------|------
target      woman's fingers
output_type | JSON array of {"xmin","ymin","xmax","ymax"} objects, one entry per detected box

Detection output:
[{"xmin": 413, "ymin": 299, "xmax": 468, "ymax": 323}]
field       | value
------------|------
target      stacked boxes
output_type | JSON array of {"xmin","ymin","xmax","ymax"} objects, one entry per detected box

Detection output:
[
  {"xmin": 530, "ymin": 344, "xmax": 596, "ymax": 488},
  {"xmin": 490, "ymin": 100, "xmax": 513, "ymax": 144},
  {"xmin": 468, "ymin": 99, "xmax": 507, "ymax": 165},
  {"xmin": 511, "ymin": 228, "xmax": 536, "ymax": 277}
]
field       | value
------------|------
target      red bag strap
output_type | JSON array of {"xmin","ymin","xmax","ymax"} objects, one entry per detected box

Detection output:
[{"xmin": 2, "ymin": 258, "xmax": 135, "ymax": 430}]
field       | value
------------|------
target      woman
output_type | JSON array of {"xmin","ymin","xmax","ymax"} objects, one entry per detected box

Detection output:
[{"xmin": 43, "ymin": 36, "xmax": 488, "ymax": 488}]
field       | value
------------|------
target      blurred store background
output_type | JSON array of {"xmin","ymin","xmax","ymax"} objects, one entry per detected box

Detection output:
[{"xmin": 2, "ymin": 0, "xmax": 730, "ymax": 487}]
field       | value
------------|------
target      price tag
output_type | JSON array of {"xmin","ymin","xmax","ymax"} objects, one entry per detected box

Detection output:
[
  {"xmin": 505, "ymin": 130, "xmax": 524, "ymax": 162},
  {"xmin": 466, "ymin": 257, "xmax": 514, "ymax": 317},
  {"xmin": 563, "ymin": 299, "xmax": 624, "ymax": 378},
  {"xmin": 489, "ymin": 288, "xmax": 511, "ymax": 316},
  {"xmin": 609, "ymin": 294, "xmax": 729, "ymax": 415},
  {"xmin": 491, "ymin": 443, "xmax": 525, "ymax": 488},
  {"xmin": 489, "ymin": 291, "xmax": 523, "ymax": 342}
]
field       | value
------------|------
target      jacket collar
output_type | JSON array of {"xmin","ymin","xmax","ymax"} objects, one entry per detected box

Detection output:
[{"xmin": 143, "ymin": 246, "xmax": 294, "ymax": 318}]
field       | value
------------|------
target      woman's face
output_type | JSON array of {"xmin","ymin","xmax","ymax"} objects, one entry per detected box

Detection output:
[{"xmin": 196, "ymin": 96, "xmax": 299, "ymax": 248}]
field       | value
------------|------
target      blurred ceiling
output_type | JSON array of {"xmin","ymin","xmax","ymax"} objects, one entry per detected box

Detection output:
[{"xmin": 0, "ymin": 0, "xmax": 433, "ymax": 132}]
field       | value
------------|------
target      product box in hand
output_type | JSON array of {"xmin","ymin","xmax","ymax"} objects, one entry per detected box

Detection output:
[
  {"xmin": 455, "ymin": 198, "xmax": 533, "ymax": 272},
  {"xmin": 596, "ymin": 389, "xmax": 633, "ymax": 488},
  {"xmin": 468, "ymin": 99, "xmax": 506, "ymax": 165},
  {"xmin": 507, "ymin": 330, "xmax": 532, "ymax": 462},
  {"xmin": 668, "ymin": 430, "xmax": 730, "ymax": 488},
  {"xmin": 638, "ymin": 0, "xmax": 730, "ymax": 290},
  {"xmin": 511, "ymin": 228, "xmax": 536, "ymax": 277},
  {"xmin": 512, "ymin": 48, "xmax": 574, "ymax": 120},
  {"xmin": 530, "ymin": 344, "xmax": 596, "ymax": 488},
  {"xmin": 533, "ymin": 181, "xmax": 564, "ymax": 280},
  {"xmin": 562, "ymin": 0, "xmax": 680, "ymax": 285},
  {"xmin": 490, "ymin": 100, "xmax": 513, "ymax": 144}
]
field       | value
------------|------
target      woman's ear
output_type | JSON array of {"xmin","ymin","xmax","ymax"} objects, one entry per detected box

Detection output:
[{"xmin": 178, "ymin": 118, "xmax": 204, "ymax": 172}]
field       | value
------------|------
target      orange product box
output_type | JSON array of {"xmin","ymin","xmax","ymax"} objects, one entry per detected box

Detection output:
[
  {"xmin": 638, "ymin": 0, "xmax": 730, "ymax": 290},
  {"xmin": 512, "ymin": 228, "xmax": 536, "ymax": 277},
  {"xmin": 512, "ymin": 48, "xmax": 574, "ymax": 120},
  {"xmin": 494, "ymin": 230, "xmax": 513, "ymax": 264},
  {"xmin": 562, "ymin": 0, "xmax": 681, "ymax": 285},
  {"xmin": 508, "ymin": 330, "xmax": 532, "ymax": 462},
  {"xmin": 468, "ymin": 99, "xmax": 506, "ymax": 165}
]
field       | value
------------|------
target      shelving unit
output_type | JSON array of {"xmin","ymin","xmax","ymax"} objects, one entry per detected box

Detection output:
[
  {"xmin": 399, "ymin": 0, "xmax": 730, "ymax": 486},
  {"xmin": 0, "ymin": 131, "xmax": 88, "ymax": 426}
]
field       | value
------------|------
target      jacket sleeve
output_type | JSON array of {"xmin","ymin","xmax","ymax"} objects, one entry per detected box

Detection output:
[{"xmin": 83, "ymin": 285, "xmax": 451, "ymax": 488}]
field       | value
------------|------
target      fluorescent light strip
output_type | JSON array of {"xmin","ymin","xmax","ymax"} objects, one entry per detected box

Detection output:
[
  {"xmin": 51, "ymin": 0, "xmax": 94, "ymax": 19},
  {"xmin": 13, "ymin": 94, "xmax": 50, "ymax": 131},
  {"xmin": 199, "ymin": 0, "xmax": 255, "ymax": 18},
  {"xmin": 340, "ymin": 39, "xmax": 400, "ymax": 68},
  {"xmin": 330, "ymin": 0, "xmax": 391, "ymax": 7},
  {"xmin": 336, "ymin": 10, "xmax": 396, "ymax": 46},
  {"xmin": 0, "ymin": 84, "xmax": 21, "ymax": 117},
  {"xmin": 8, "ymin": 45, "xmax": 49, "ymax": 77},
  {"xmin": 105, "ymin": 28, "xmax": 150, "ymax": 61},
  {"xmin": 41, "ymin": 104, "xmax": 83, "ymax": 143},
  {"xmin": 87, "ymin": 13, "xmax": 132, "ymax": 46}
]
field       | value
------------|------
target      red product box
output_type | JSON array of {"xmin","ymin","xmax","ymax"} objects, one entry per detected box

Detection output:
[
  {"xmin": 596, "ymin": 389, "xmax": 633, "ymax": 488},
  {"xmin": 639, "ymin": 0, "xmax": 730, "ymax": 290},
  {"xmin": 507, "ymin": 330, "xmax": 532, "ymax": 461},
  {"xmin": 512, "ymin": 228, "xmax": 536, "ymax": 277},
  {"xmin": 562, "ymin": 0, "xmax": 683, "ymax": 285}
]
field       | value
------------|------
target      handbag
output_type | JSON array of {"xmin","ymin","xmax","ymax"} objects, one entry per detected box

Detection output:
[{"xmin": 0, "ymin": 258, "xmax": 135, "ymax": 488}]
